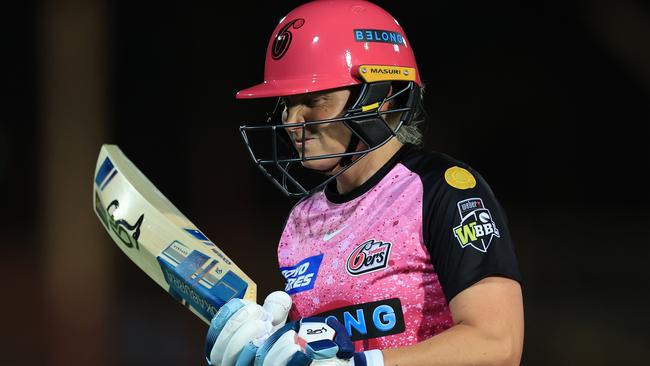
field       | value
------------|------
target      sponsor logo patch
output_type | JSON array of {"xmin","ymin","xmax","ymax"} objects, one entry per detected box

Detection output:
[
  {"xmin": 452, "ymin": 198, "xmax": 500, "ymax": 252},
  {"xmin": 280, "ymin": 254, "xmax": 323, "ymax": 294},
  {"xmin": 346, "ymin": 240, "xmax": 391, "ymax": 276},
  {"xmin": 157, "ymin": 240, "xmax": 249, "ymax": 321},
  {"xmin": 315, "ymin": 298, "xmax": 405, "ymax": 341},
  {"xmin": 354, "ymin": 29, "xmax": 406, "ymax": 45},
  {"xmin": 358, "ymin": 65, "xmax": 416, "ymax": 83}
]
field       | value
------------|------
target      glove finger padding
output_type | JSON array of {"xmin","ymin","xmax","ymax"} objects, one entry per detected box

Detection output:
[
  {"xmin": 263, "ymin": 291, "xmax": 292, "ymax": 331},
  {"xmin": 206, "ymin": 299, "xmax": 247, "ymax": 363},
  {"xmin": 215, "ymin": 301, "xmax": 269, "ymax": 364},
  {"xmin": 234, "ymin": 341, "xmax": 259, "ymax": 366},
  {"xmin": 250, "ymin": 322, "xmax": 301, "ymax": 366},
  {"xmin": 207, "ymin": 292, "xmax": 293, "ymax": 366},
  {"xmin": 222, "ymin": 317, "xmax": 272, "ymax": 366},
  {"xmin": 263, "ymin": 328, "xmax": 304, "ymax": 366},
  {"xmin": 208, "ymin": 300, "xmax": 270, "ymax": 366}
]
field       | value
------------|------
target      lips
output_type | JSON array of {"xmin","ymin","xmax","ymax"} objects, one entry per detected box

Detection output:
[
  {"xmin": 294, "ymin": 137, "xmax": 314, "ymax": 143},
  {"xmin": 293, "ymin": 136, "xmax": 315, "ymax": 147}
]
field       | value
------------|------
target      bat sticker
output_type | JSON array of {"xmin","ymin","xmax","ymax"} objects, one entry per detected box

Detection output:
[{"xmin": 158, "ymin": 241, "xmax": 249, "ymax": 320}]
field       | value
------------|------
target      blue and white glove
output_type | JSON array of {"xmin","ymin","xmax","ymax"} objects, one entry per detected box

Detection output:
[
  {"xmin": 205, "ymin": 293, "xmax": 383, "ymax": 366},
  {"xmin": 248, "ymin": 316, "xmax": 384, "ymax": 366},
  {"xmin": 205, "ymin": 291, "xmax": 292, "ymax": 366}
]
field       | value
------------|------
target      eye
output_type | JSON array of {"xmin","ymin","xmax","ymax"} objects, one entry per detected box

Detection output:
[{"xmin": 306, "ymin": 96, "xmax": 326, "ymax": 108}]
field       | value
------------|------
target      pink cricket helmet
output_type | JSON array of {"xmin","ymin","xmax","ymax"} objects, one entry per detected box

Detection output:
[{"xmin": 237, "ymin": 0, "xmax": 421, "ymax": 99}]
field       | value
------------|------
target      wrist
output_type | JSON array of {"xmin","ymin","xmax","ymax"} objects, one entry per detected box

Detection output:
[{"xmin": 352, "ymin": 349, "xmax": 384, "ymax": 366}]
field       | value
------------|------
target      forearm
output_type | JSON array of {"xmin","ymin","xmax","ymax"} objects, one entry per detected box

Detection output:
[{"xmin": 381, "ymin": 322, "xmax": 522, "ymax": 366}]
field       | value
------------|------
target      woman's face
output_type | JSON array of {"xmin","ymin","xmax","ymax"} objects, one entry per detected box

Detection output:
[{"xmin": 282, "ymin": 88, "xmax": 354, "ymax": 172}]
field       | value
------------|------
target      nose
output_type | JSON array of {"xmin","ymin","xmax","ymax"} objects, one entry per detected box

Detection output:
[
  {"xmin": 283, "ymin": 104, "xmax": 305, "ymax": 124},
  {"xmin": 283, "ymin": 105, "xmax": 306, "ymax": 135}
]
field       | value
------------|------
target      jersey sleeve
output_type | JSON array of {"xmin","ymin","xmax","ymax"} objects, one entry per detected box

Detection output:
[{"xmin": 424, "ymin": 165, "xmax": 522, "ymax": 302}]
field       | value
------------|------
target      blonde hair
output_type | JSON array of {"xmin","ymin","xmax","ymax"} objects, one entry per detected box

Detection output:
[{"xmin": 388, "ymin": 83, "xmax": 426, "ymax": 146}]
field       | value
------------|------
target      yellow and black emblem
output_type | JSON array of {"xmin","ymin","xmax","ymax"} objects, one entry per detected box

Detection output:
[
  {"xmin": 444, "ymin": 166, "xmax": 476, "ymax": 190},
  {"xmin": 358, "ymin": 65, "xmax": 417, "ymax": 83}
]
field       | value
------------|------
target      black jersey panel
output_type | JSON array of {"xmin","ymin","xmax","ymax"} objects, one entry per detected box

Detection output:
[{"xmin": 400, "ymin": 149, "xmax": 522, "ymax": 302}]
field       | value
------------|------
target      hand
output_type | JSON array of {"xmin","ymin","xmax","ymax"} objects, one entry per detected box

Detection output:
[
  {"xmin": 251, "ymin": 316, "xmax": 383, "ymax": 366},
  {"xmin": 205, "ymin": 291, "xmax": 292, "ymax": 366}
]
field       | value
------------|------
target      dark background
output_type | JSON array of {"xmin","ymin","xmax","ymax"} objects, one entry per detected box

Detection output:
[{"xmin": 3, "ymin": 0, "xmax": 649, "ymax": 365}]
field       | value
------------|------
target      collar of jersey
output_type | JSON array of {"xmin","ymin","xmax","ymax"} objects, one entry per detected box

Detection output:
[{"xmin": 324, "ymin": 143, "xmax": 418, "ymax": 204}]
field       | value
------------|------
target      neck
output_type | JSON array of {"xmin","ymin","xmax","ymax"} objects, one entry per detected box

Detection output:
[{"xmin": 335, "ymin": 138, "xmax": 403, "ymax": 194}]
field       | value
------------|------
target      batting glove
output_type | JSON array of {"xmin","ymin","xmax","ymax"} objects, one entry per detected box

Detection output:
[
  {"xmin": 205, "ymin": 291, "xmax": 292, "ymax": 366},
  {"xmin": 241, "ymin": 316, "xmax": 384, "ymax": 366}
]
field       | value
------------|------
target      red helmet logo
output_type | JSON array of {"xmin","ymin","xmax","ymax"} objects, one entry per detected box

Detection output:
[{"xmin": 272, "ymin": 18, "xmax": 305, "ymax": 60}]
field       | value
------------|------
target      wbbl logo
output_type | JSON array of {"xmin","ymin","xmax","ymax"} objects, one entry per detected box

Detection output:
[
  {"xmin": 346, "ymin": 240, "xmax": 391, "ymax": 276},
  {"xmin": 453, "ymin": 198, "xmax": 500, "ymax": 252}
]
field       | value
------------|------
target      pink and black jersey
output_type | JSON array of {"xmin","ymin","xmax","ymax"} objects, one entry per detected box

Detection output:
[{"xmin": 277, "ymin": 144, "xmax": 521, "ymax": 351}]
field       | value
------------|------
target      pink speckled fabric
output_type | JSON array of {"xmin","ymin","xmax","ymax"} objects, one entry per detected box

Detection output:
[{"xmin": 278, "ymin": 163, "xmax": 454, "ymax": 351}]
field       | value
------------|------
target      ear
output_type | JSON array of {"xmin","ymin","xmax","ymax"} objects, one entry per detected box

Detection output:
[
  {"xmin": 379, "ymin": 85, "xmax": 394, "ymax": 112},
  {"xmin": 381, "ymin": 84, "xmax": 402, "ymax": 129}
]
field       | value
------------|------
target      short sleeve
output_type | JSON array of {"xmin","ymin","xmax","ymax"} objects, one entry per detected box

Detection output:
[{"xmin": 424, "ymin": 165, "xmax": 522, "ymax": 302}]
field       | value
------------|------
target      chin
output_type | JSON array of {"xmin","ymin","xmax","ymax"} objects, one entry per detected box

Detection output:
[{"xmin": 300, "ymin": 156, "xmax": 341, "ymax": 173}]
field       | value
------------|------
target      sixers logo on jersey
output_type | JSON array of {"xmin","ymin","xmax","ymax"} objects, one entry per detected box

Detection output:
[{"xmin": 346, "ymin": 240, "xmax": 392, "ymax": 276}]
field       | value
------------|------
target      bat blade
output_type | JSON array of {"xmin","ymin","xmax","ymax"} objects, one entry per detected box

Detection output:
[{"xmin": 93, "ymin": 144, "xmax": 256, "ymax": 324}]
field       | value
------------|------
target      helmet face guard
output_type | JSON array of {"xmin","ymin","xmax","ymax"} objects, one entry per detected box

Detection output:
[
  {"xmin": 240, "ymin": 81, "xmax": 420, "ymax": 197},
  {"xmin": 236, "ymin": 0, "xmax": 423, "ymax": 197}
]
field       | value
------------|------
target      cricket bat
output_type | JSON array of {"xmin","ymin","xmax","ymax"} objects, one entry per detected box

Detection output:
[{"xmin": 93, "ymin": 144, "xmax": 256, "ymax": 324}]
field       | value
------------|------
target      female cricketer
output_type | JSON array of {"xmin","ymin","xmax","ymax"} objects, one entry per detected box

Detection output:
[{"xmin": 205, "ymin": 1, "xmax": 524, "ymax": 365}]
